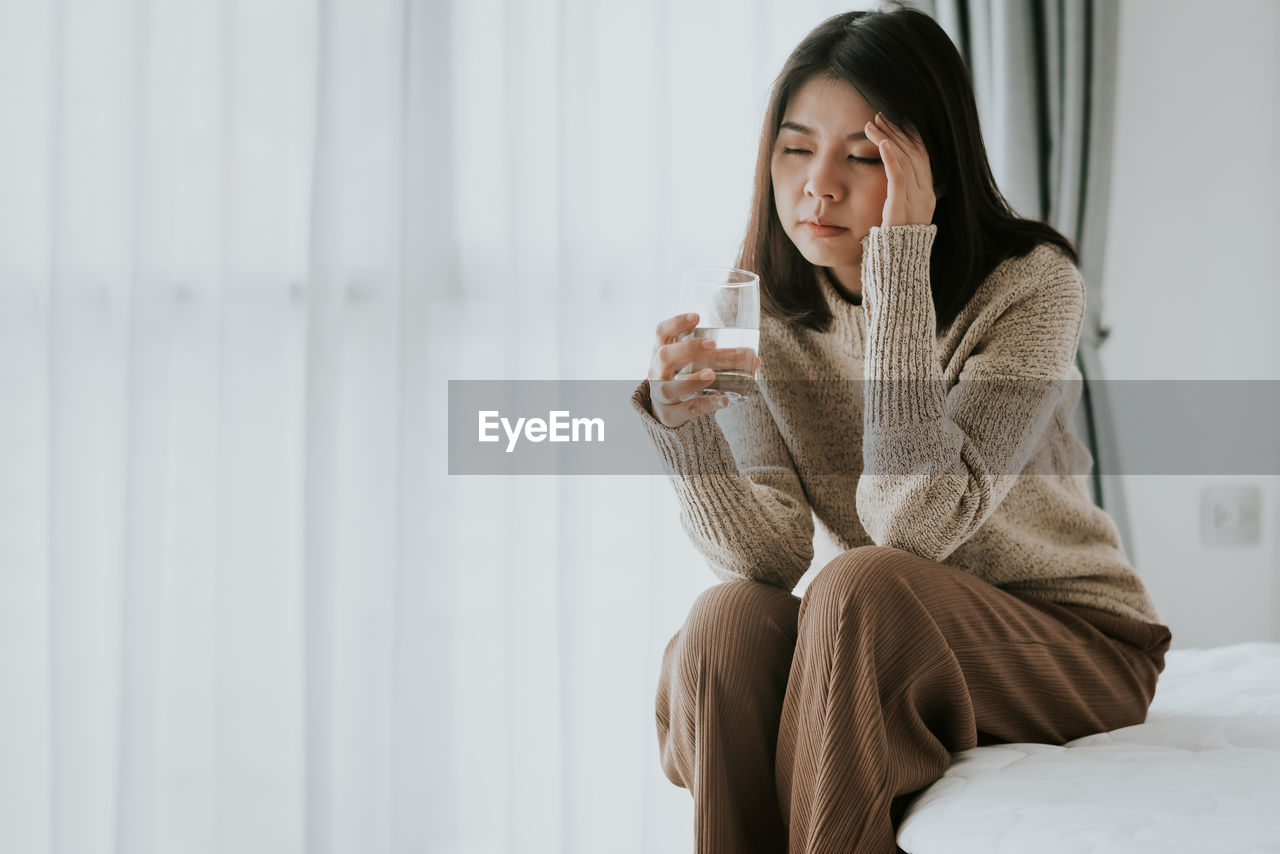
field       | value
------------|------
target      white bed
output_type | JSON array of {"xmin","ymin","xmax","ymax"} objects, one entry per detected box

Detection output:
[{"xmin": 897, "ymin": 642, "xmax": 1280, "ymax": 854}]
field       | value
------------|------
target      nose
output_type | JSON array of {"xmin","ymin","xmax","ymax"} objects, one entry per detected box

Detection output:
[{"xmin": 803, "ymin": 153, "xmax": 845, "ymax": 202}]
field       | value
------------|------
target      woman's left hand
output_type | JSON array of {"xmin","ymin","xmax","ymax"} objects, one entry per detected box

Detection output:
[{"xmin": 864, "ymin": 112, "xmax": 936, "ymax": 228}]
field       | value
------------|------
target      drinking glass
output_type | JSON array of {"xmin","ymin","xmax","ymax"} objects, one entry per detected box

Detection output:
[{"xmin": 674, "ymin": 267, "xmax": 760, "ymax": 403}]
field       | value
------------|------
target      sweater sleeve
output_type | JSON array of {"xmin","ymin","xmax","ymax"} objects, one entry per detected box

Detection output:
[
  {"xmin": 631, "ymin": 378, "xmax": 815, "ymax": 591},
  {"xmin": 854, "ymin": 224, "xmax": 1085, "ymax": 562}
]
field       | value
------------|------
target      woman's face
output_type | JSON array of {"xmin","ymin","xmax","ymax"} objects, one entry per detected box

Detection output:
[{"xmin": 770, "ymin": 75, "xmax": 888, "ymax": 297}]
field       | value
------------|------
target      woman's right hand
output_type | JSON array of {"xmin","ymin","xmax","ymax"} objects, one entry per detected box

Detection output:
[{"xmin": 647, "ymin": 313, "xmax": 761, "ymax": 429}]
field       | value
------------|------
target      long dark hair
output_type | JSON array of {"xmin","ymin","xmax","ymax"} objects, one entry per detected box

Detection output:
[{"xmin": 737, "ymin": 3, "xmax": 1078, "ymax": 332}]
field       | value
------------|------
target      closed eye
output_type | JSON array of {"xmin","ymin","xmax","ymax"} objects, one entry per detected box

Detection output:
[{"xmin": 782, "ymin": 148, "xmax": 881, "ymax": 165}]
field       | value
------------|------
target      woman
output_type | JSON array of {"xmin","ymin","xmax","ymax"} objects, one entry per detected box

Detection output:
[{"xmin": 631, "ymin": 6, "xmax": 1172, "ymax": 854}]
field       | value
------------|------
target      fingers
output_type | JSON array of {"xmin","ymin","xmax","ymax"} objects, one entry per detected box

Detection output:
[
  {"xmin": 869, "ymin": 116, "xmax": 919, "ymax": 193},
  {"xmin": 865, "ymin": 112, "xmax": 937, "ymax": 228},
  {"xmin": 648, "ymin": 312, "xmax": 760, "ymax": 426},
  {"xmin": 651, "ymin": 370, "xmax": 716, "ymax": 406},
  {"xmin": 870, "ymin": 112, "xmax": 922, "ymax": 153},
  {"xmin": 654, "ymin": 312, "xmax": 700, "ymax": 347},
  {"xmin": 883, "ymin": 114, "xmax": 934, "ymax": 190},
  {"xmin": 686, "ymin": 394, "xmax": 732, "ymax": 418},
  {"xmin": 682, "ymin": 346, "xmax": 758, "ymax": 378},
  {"xmin": 650, "ymin": 348, "xmax": 760, "ymax": 404},
  {"xmin": 868, "ymin": 113, "xmax": 925, "ymax": 170},
  {"xmin": 869, "ymin": 128, "xmax": 906, "ymax": 225},
  {"xmin": 650, "ymin": 335, "xmax": 715, "ymax": 382},
  {"xmin": 650, "ymin": 343, "xmax": 758, "ymax": 384}
]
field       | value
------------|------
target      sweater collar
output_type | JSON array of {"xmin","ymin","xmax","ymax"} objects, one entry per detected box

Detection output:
[{"xmin": 815, "ymin": 266, "xmax": 864, "ymax": 311}]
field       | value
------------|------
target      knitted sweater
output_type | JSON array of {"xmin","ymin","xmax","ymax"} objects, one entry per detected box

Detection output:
[{"xmin": 632, "ymin": 224, "xmax": 1161, "ymax": 624}]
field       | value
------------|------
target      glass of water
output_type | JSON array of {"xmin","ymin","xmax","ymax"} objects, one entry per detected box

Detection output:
[{"xmin": 675, "ymin": 267, "xmax": 760, "ymax": 403}]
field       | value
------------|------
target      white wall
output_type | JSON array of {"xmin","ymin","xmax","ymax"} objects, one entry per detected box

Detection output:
[{"xmin": 1099, "ymin": 0, "xmax": 1280, "ymax": 647}]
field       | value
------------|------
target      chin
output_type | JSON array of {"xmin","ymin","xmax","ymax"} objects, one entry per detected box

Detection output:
[{"xmin": 797, "ymin": 242, "xmax": 853, "ymax": 268}]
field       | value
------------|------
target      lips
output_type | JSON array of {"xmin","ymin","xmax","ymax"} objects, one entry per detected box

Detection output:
[{"xmin": 802, "ymin": 219, "xmax": 848, "ymax": 237}]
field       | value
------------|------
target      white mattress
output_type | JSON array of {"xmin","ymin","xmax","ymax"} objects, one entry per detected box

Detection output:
[{"xmin": 897, "ymin": 642, "xmax": 1280, "ymax": 854}]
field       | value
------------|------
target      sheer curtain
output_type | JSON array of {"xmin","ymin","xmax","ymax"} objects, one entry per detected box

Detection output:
[{"xmin": 0, "ymin": 1, "xmax": 880, "ymax": 852}]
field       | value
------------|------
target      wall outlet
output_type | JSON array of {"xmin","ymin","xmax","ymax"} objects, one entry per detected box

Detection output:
[{"xmin": 1200, "ymin": 485, "xmax": 1262, "ymax": 546}]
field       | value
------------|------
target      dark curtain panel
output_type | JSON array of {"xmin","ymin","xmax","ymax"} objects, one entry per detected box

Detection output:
[{"xmin": 920, "ymin": 0, "xmax": 1132, "ymax": 552}]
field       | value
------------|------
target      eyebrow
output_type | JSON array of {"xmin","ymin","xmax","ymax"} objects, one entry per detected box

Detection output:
[{"xmin": 779, "ymin": 121, "xmax": 868, "ymax": 141}]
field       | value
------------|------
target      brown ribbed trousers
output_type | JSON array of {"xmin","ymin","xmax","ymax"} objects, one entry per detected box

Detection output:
[{"xmin": 655, "ymin": 546, "xmax": 1173, "ymax": 854}]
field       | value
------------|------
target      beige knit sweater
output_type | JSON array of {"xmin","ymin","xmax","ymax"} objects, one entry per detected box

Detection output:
[{"xmin": 633, "ymin": 224, "xmax": 1161, "ymax": 624}]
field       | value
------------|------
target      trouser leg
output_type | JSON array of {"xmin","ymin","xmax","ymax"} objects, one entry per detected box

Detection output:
[
  {"xmin": 656, "ymin": 580, "xmax": 801, "ymax": 854},
  {"xmin": 776, "ymin": 546, "xmax": 1171, "ymax": 854}
]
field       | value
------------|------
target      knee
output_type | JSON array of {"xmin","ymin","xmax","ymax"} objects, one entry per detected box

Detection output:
[
  {"xmin": 803, "ymin": 545, "xmax": 923, "ymax": 615},
  {"xmin": 677, "ymin": 581, "xmax": 800, "ymax": 673}
]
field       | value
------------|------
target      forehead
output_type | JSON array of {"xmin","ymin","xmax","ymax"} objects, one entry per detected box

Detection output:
[{"xmin": 781, "ymin": 76, "xmax": 875, "ymax": 132}]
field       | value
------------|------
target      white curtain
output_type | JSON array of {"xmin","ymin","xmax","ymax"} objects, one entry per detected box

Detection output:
[{"xmin": 0, "ymin": 0, "xmax": 877, "ymax": 852}]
